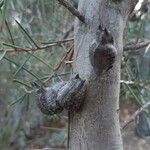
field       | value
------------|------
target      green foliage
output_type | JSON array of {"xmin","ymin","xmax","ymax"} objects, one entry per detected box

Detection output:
[
  {"xmin": 121, "ymin": 3, "xmax": 150, "ymax": 106},
  {"xmin": 0, "ymin": 0, "xmax": 72, "ymax": 149}
]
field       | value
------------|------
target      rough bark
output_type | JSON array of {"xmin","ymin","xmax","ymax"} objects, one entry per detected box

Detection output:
[{"xmin": 69, "ymin": 0, "xmax": 138, "ymax": 150}]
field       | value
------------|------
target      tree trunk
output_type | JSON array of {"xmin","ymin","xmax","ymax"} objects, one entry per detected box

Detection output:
[{"xmin": 69, "ymin": 0, "xmax": 138, "ymax": 150}]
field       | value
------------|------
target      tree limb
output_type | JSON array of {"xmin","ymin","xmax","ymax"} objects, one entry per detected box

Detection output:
[
  {"xmin": 57, "ymin": 0, "xmax": 85, "ymax": 23},
  {"xmin": 121, "ymin": 101, "xmax": 150, "ymax": 130},
  {"xmin": 124, "ymin": 40, "xmax": 150, "ymax": 51},
  {"xmin": 0, "ymin": 38, "xmax": 74, "ymax": 53},
  {"xmin": 1, "ymin": 39, "xmax": 150, "ymax": 53}
]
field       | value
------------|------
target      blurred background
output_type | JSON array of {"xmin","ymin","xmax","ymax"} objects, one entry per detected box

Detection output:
[{"xmin": 0, "ymin": 0, "xmax": 150, "ymax": 149}]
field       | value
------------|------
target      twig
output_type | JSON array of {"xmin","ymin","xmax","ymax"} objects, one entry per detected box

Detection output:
[
  {"xmin": 31, "ymin": 148, "xmax": 65, "ymax": 150},
  {"xmin": 40, "ymin": 126, "xmax": 64, "ymax": 131},
  {"xmin": 67, "ymin": 46, "xmax": 74, "ymax": 61},
  {"xmin": 0, "ymin": 38, "xmax": 74, "ymax": 53},
  {"xmin": 42, "ymin": 73, "xmax": 55, "ymax": 84},
  {"xmin": 62, "ymin": 25, "xmax": 74, "ymax": 39},
  {"xmin": 121, "ymin": 101, "xmax": 150, "ymax": 130},
  {"xmin": 120, "ymin": 80, "xmax": 134, "ymax": 84},
  {"xmin": 2, "ymin": 39, "xmax": 150, "ymax": 53},
  {"xmin": 57, "ymin": 0, "xmax": 85, "ymax": 23},
  {"xmin": 124, "ymin": 40, "xmax": 150, "ymax": 51},
  {"xmin": 41, "ymin": 38, "xmax": 74, "ymax": 44},
  {"xmin": 54, "ymin": 45, "xmax": 74, "ymax": 70}
]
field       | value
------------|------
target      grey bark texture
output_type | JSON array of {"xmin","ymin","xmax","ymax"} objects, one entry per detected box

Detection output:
[
  {"xmin": 32, "ymin": 75, "xmax": 86, "ymax": 115},
  {"xmin": 70, "ymin": 0, "xmax": 138, "ymax": 150}
]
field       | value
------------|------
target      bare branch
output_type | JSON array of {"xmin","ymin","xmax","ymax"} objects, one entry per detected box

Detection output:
[
  {"xmin": 128, "ymin": 0, "xmax": 139, "ymax": 14},
  {"xmin": 54, "ymin": 45, "xmax": 74, "ymax": 70},
  {"xmin": 61, "ymin": 25, "xmax": 74, "ymax": 39},
  {"xmin": 41, "ymin": 38, "xmax": 74, "ymax": 44},
  {"xmin": 1, "ymin": 39, "xmax": 150, "ymax": 53},
  {"xmin": 120, "ymin": 80, "xmax": 134, "ymax": 84},
  {"xmin": 57, "ymin": 0, "xmax": 85, "ymax": 23},
  {"xmin": 121, "ymin": 101, "xmax": 150, "ymax": 130},
  {"xmin": 124, "ymin": 40, "xmax": 150, "ymax": 51},
  {"xmin": 0, "ymin": 38, "xmax": 74, "ymax": 53}
]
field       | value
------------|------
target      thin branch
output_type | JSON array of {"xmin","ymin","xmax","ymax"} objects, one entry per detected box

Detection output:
[
  {"xmin": 124, "ymin": 40, "xmax": 150, "ymax": 51},
  {"xmin": 120, "ymin": 80, "xmax": 148, "ymax": 86},
  {"xmin": 61, "ymin": 25, "xmax": 74, "ymax": 39},
  {"xmin": 54, "ymin": 44, "xmax": 74, "ymax": 70},
  {"xmin": 1, "ymin": 39, "xmax": 150, "ymax": 53},
  {"xmin": 120, "ymin": 80, "xmax": 134, "ymax": 84},
  {"xmin": 42, "ymin": 73, "xmax": 55, "ymax": 84},
  {"xmin": 40, "ymin": 126, "xmax": 65, "ymax": 131},
  {"xmin": 57, "ymin": 0, "xmax": 85, "ymax": 23},
  {"xmin": 41, "ymin": 38, "xmax": 74, "ymax": 44},
  {"xmin": 121, "ymin": 101, "xmax": 150, "ymax": 130},
  {"xmin": 0, "ymin": 38, "xmax": 74, "ymax": 53}
]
